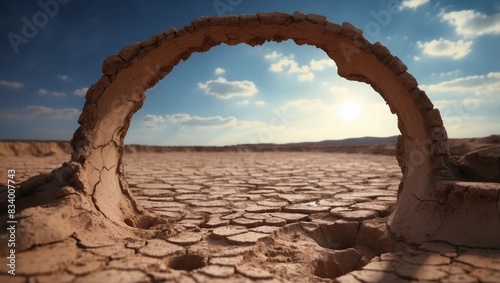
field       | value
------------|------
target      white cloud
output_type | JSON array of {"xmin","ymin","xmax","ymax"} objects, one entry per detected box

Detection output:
[
  {"xmin": 167, "ymin": 113, "xmax": 191, "ymax": 123},
  {"xmin": 264, "ymin": 51, "xmax": 282, "ymax": 59},
  {"xmin": 399, "ymin": 0, "xmax": 429, "ymax": 11},
  {"xmin": 298, "ymin": 73, "xmax": 314, "ymax": 82},
  {"xmin": 38, "ymin": 89, "xmax": 66, "ymax": 96},
  {"xmin": 269, "ymin": 57, "xmax": 311, "ymax": 74},
  {"xmin": 57, "ymin": 74, "xmax": 70, "ymax": 81},
  {"xmin": 268, "ymin": 55, "xmax": 314, "ymax": 82},
  {"xmin": 266, "ymin": 52, "xmax": 335, "ymax": 82},
  {"xmin": 74, "ymin": 87, "xmax": 89, "ymax": 96},
  {"xmin": 0, "ymin": 105, "xmax": 80, "ymax": 120},
  {"xmin": 417, "ymin": 38, "xmax": 473, "ymax": 59},
  {"xmin": 166, "ymin": 113, "xmax": 237, "ymax": 127},
  {"xmin": 413, "ymin": 56, "xmax": 421, "ymax": 62},
  {"xmin": 431, "ymin": 69, "xmax": 461, "ymax": 77},
  {"xmin": 238, "ymin": 100, "xmax": 250, "ymax": 105},
  {"xmin": 441, "ymin": 10, "xmax": 500, "ymax": 37},
  {"xmin": 143, "ymin": 114, "xmax": 166, "ymax": 129},
  {"xmin": 215, "ymin": 67, "xmax": 225, "ymax": 75},
  {"xmin": 310, "ymin": 59, "xmax": 336, "ymax": 71},
  {"xmin": 198, "ymin": 77, "xmax": 257, "ymax": 99},
  {"xmin": 423, "ymin": 72, "xmax": 500, "ymax": 95},
  {"xmin": 0, "ymin": 80, "xmax": 23, "ymax": 89},
  {"xmin": 255, "ymin": 100, "xmax": 266, "ymax": 106}
]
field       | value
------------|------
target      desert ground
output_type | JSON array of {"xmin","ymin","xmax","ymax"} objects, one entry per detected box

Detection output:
[{"xmin": 0, "ymin": 138, "xmax": 499, "ymax": 282}]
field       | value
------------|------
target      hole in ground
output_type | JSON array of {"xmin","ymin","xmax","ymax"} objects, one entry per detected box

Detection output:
[
  {"xmin": 260, "ymin": 221, "xmax": 396, "ymax": 280},
  {"xmin": 312, "ymin": 248, "xmax": 367, "ymax": 279},
  {"xmin": 168, "ymin": 254, "xmax": 206, "ymax": 271}
]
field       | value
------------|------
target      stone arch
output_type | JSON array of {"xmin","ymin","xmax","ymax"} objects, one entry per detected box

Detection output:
[{"xmin": 13, "ymin": 12, "xmax": 499, "ymax": 251}]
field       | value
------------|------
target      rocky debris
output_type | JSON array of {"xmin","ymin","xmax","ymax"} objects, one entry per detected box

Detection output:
[
  {"xmin": 226, "ymin": 232, "xmax": 270, "ymax": 245},
  {"xmin": 198, "ymin": 265, "xmax": 236, "ymax": 278},
  {"xmin": 456, "ymin": 146, "xmax": 500, "ymax": 182},
  {"xmin": 212, "ymin": 225, "xmax": 248, "ymax": 239},
  {"xmin": 331, "ymin": 209, "xmax": 378, "ymax": 221},
  {"xmin": 167, "ymin": 232, "xmax": 203, "ymax": 246},
  {"xmin": 236, "ymin": 266, "xmax": 274, "ymax": 280},
  {"xmin": 209, "ymin": 256, "xmax": 244, "ymax": 266},
  {"xmin": 74, "ymin": 269, "xmax": 149, "ymax": 283},
  {"xmin": 138, "ymin": 239, "xmax": 184, "ymax": 257}
]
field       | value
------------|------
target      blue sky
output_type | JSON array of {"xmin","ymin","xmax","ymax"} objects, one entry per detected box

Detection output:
[{"xmin": 0, "ymin": 0, "xmax": 498, "ymax": 145}]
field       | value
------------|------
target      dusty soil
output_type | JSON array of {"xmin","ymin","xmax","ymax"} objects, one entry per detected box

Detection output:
[{"xmin": 0, "ymin": 150, "xmax": 499, "ymax": 282}]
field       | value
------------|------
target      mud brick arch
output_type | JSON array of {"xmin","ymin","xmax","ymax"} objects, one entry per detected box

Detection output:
[{"xmin": 14, "ymin": 12, "xmax": 499, "ymax": 251}]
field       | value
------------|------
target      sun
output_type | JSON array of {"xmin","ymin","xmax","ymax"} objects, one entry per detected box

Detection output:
[{"xmin": 338, "ymin": 101, "xmax": 362, "ymax": 122}]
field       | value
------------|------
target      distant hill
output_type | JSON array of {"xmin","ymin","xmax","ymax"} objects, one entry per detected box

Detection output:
[
  {"xmin": 287, "ymin": 136, "xmax": 399, "ymax": 146},
  {"xmin": 0, "ymin": 135, "xmax": 498, "ymax": 157}
]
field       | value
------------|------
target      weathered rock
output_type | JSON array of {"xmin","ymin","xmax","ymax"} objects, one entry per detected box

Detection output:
[
  {"xmin": 167, "ymin": 232, "xmax": 203, "ymax": 246},
  {"xmin": 108, "ymin": 255, "xmax": 167, "ymax": 270},
  {"xmin": 284, "ymin": 203, "xmax": 331, "ymax": 214},
  {"xmin": 264, "ymin": 217, "xmax": 288, "ymax": 226},
  {"xmin": 74, "ymin": 270, "xmax": 149, "ymax": 283},
  {"xmin": 332, "ymin": 209, "xmax": 378, "ymax": 221},
  {"xmin": 237, "ymin": 266, "xmax": 273, "ymax": 280},
  {"xmin": 118, "ymin": 42, "xmax": 141, "ymax": 62},
  {"xmin": 212, "ymin": 225, "xmax": 248, "ymax": 239},
  {"xmin": 339, "ymin": 270, "xmax": 407, "ymax": 283},
  {"xmin": 17, "ymin": 240, "xmax": 78, "ymax": 275},
  {"xmin": 231, "ymin": 217, "xmax": 264, "ymax": 228},
  {"xmin": 66, "ymin": 261, "xmax": 104, "ymax": 276},
  {"xmin": 88, "ymin": 244, "xmax": 134, "ymax": 260},
  {"xmin": 456, "ymin": 249, "xmax": 500, "ymax": 271},
  {"xmin": 139, "ymin": 239, "xmax": 184, "ymax": 257},
  {"xmin": 270, "ymin": 212, "xmax": 308, "ymax": 223},
  {"xmin": 226, "ymin": 232, "xmax": 270, "ymax": 245},
  {"xmin": 199, "ymin": 265, "xmax": 235, "ymax": 278},
  {"xmin": 101, "ymin": 55, "xmax": 124, "ymax": 75},
  {"xmin": 209, "ymin": 256, "xmax": 244, "ymax": 266},
  {"xmin": 396, "ymin": 263, "xmax": 448, "ymax": 281},
  {"xmin": 457, "ymin": 146, "xmax": 500, "ymax": 182}
]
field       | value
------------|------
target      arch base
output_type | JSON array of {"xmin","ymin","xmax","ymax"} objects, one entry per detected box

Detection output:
[{"xmin": 0, "ymin": 165, "xmax": 166, "ymax": 254}]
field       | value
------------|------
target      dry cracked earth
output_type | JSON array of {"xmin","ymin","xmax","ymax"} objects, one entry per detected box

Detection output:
[{"xmin": 1, "ymin": 152, "xmax": 499, "ymax": 283}]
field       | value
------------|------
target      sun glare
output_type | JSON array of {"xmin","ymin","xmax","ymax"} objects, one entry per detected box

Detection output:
[{"xmin": 338, "ymin": 101, "xmax": 361, "ymax": 122}]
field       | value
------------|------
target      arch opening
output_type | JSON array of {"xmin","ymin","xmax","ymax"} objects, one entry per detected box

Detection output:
[
  {"xmin": 72, "ymin": 12, "xmax": 441, "ymax": 231},
  {"xmin": 125, "ymin": 41, "xmax": 399, "ymax": 147}
]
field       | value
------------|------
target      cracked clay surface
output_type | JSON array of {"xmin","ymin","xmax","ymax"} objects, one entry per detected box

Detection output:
[{"xmin": 1, "ymin": 152, "xmax": 499, "ymax": 282}]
